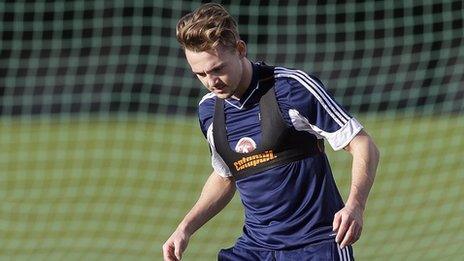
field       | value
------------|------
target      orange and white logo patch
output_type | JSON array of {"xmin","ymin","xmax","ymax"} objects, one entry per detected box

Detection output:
[{"xmin": 235, "ymin": 137, "xmax": 257, "ymax": 153}]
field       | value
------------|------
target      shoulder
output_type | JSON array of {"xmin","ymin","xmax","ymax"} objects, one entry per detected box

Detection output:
[
  {"xmin": 274, "ymin": 66, "xmax": 325, "ymax": 92},
  {"xmin": 198, "ymin": 92, "xmax": 216, "ymax": 135},
  {"xmin": 199, "ymin": 92, "xmax": 216, "ymax": 105},
  {"xmin": 199, "ymin": 93, "xmax": 216, "ymax": 116},
  {"xmin": 273, "ymin": 66, "xmax": 325, "ymax": 107}
]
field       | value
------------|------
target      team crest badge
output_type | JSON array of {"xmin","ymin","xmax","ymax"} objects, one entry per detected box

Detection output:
[{"xmin": 235, "ymin": 137, "xmax": 257, "ymax": 153}]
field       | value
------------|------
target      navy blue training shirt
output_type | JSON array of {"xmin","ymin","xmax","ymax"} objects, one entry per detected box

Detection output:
[{"xmin": 198, "ymin": 62, "xmax": 363, "ymax": 250}]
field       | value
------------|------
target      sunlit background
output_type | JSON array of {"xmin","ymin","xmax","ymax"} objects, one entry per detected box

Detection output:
[{"xmin": 0, "ymin": 1, "xmax": 463, "ymax": 260}]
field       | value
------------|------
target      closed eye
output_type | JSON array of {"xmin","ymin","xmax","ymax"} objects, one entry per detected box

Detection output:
[
  {"xmin": 192, "ymin": 63, "xmax": 226, "ymax": 77},
  {"xmin": 212, "ymin": 66, "xmax": 224, "ymax": 73}
]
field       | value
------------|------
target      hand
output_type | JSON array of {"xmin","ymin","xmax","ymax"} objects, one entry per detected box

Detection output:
[
  {"xmin": 332, "ymin": 204, "xmax": 363, "ymax": 249},
  {"xmin": 162, "ymin": 228, "xmax": 190, "ymax": 261}
]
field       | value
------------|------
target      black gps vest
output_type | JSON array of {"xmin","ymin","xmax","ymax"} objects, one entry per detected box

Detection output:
[{"xmin": 213, "ymin": 65, "xmax": 324, "ymax": 180}]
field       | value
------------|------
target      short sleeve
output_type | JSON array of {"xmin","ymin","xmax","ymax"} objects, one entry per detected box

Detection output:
[
  {"xmin": 275, "ymin": 67, "xmax": 363, "ymax": 150},
  {"xmin": 206, "ymin": 124, "xmax": 232, "ymax": 177},
  {"xmin": 198, "ymin": 93, "xmax": 232, "ymax": 177}
]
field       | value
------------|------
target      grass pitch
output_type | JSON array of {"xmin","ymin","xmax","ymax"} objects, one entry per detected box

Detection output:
[{"xmin": 0, "ymin": 113, "xmax": 463, "ymax": 260}]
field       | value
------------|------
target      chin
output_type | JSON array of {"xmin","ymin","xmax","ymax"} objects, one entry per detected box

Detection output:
[{"xmin": 215, "ymin": 93, "xmax": 231, "ymax": 99}]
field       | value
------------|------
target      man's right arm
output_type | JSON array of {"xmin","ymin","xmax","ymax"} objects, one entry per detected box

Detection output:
[{"xmin": 162, "ymin": 170, "xmax": 236, "ymax": 261}]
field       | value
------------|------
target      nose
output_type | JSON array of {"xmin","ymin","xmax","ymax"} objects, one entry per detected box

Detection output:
[{"xmin": 207, "ymin": 75, "xmax": 220, "ymax": 88}]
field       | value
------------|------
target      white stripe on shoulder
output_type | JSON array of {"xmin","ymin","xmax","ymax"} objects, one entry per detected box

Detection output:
[
  {"xmin": 275, "ymin": 67, "xmax": 350, "ymax": 126},
  {"xmin": 275, "ymin": 67, "xmax": 350, "ymax": 122},
  {"xmin": 199, "ymin": 92, "xmax": 216, "ymax": 105}
]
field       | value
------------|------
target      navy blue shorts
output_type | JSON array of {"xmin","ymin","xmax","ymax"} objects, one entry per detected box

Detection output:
[{"xmin": 218, "ymin": 241, "xmax": 354, "ymax": 261}]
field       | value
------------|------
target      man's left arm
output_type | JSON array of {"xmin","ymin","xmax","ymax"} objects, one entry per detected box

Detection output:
[{"xmin": 333, "ymin": 129, "xmax": 380, "ymax": 249}]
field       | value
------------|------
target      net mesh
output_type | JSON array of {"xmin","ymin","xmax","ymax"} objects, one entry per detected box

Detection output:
[{"xmin": 1, "ymin": 1, "xmax": 463, "ymax": 260}]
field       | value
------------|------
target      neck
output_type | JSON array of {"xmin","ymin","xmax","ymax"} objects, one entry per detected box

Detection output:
[{"xmin": 231, "ymin": 58, "xmax": 252, "ymax": 100}]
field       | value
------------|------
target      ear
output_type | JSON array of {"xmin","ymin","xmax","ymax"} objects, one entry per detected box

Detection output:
[{"xmin": 236, "ymin": 40, "xmax": 247, "ymax": 58}]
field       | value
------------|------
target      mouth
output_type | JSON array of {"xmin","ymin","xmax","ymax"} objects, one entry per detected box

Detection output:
[{"xmin": 213, "ymin": 86, "xmax": 226, "ymax": 93}]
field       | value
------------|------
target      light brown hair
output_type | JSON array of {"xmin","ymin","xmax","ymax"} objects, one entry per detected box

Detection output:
[{"xmin": 176, "ymin": 3, "xmax": 240, "ymax": 52}]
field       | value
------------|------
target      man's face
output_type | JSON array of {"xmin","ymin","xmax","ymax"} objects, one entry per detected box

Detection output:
[{"xmin": 185, "ymin": 45, "xmax": 243, "ymax": 99}]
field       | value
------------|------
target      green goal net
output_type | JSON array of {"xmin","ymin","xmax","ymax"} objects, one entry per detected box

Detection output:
[{"xmin": 1, "ymin": 1, "xmax": 463, "ymax": 260}]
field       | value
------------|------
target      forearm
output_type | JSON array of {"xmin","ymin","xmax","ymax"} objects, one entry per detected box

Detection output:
[
  {"xmin": 345, "ymin": 130, "xmax": 380, "ymax": 210},
  {"xmin": 177, "ymin": 171, "xmax": 236, "ymax": 236}
]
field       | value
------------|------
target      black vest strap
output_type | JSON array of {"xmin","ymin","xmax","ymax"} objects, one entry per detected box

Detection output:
[{"xmin": 213, "ymin": 65, "xmax": 324, "ymax": 180}]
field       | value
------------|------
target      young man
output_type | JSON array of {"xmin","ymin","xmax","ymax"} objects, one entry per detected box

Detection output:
[{"xmin": 163, "ymin": 3, "xmax": 379, "ymax": 260}]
